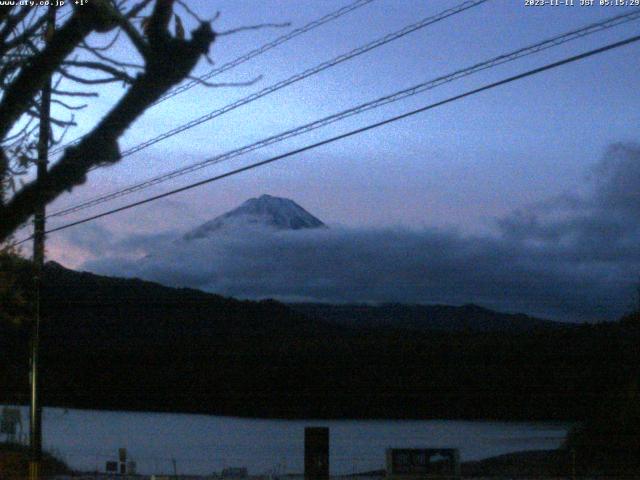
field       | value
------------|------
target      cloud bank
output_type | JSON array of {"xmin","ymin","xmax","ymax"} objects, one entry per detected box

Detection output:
[{"xmin": 77, "ymin": 143, "xmax": 640, "ymax": 321}]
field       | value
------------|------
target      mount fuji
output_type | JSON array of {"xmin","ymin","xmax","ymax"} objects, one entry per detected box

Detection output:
[{"xmin": 183, "ymin": 194, "xmax": 326, "ymax": 240}]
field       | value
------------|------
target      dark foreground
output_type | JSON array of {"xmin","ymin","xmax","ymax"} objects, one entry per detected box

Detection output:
[
  {"xmin": 2, "ymin": 443, "xmax": 639, "ymax": 479},
  {"xmin": 2, "ymin": 263, "xmax": 640, "ymax": 422}
]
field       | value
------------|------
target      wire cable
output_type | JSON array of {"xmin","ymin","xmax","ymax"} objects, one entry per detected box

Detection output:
[
  {"xmin": 46, "ymin": 8, "xmax": 640, "ymax": 219},
  {"xmin": 12, "ymin": 33, "xmax": 640, "ymax": 247},
  {"xmin": 48, "ymin": 0, "xmax": 376, "ymax": 157},
  {"xmin": 46, "ymin": 0, "xmax": 488, "ymax": 163},
  {"xmin": 115, "ymin": 0, "xmax": 489, "ymax": 159},
  {"xmin": 155, "ymin": 0, "xmax": 377, "ymax": 105},
  {"xmin": 8, "ymin": 0, "xmax": 489, "ymax": 237}
]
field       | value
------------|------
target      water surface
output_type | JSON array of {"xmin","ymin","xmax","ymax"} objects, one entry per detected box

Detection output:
[{"xmin": 5, "ymin": 406, "xmax": 570, "ymax": 476}]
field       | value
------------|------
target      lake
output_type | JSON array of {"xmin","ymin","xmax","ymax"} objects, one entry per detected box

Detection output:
[{"xmin": 4, "ymin": 406, "xmax": 570, "ymax": 476}]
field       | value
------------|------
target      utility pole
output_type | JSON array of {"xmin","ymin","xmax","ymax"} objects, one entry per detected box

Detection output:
[{"xmin": 30, "ymin": 5, "xmax": 56, "ymax": 480}]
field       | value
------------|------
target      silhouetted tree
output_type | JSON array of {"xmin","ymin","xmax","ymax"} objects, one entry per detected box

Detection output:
[
  {"xmin": 564, "ymin": 378, "xmax": 640, "ymax": 473},
  {"xmin": 0, "ymin": 0, "xmax": 216, "ymax": 242},
  {"xmin": 0, "ymin": 245, "xmax": 32, "ymax": 325}
]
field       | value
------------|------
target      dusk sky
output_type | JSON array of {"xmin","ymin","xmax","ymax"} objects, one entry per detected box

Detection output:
[{"xmin": 34, "ymin": 0, "xmax": 640, "ymax": 321}]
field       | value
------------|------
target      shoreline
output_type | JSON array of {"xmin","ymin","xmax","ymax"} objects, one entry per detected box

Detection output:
[{"xmin": 0, "ymin": 400, "xmax": 579, "ymax": 424}]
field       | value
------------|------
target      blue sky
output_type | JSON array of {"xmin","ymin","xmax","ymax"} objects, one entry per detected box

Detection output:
[{"xmin": 41, "ymin": 0, "xmax": 640, "ymax": 320}]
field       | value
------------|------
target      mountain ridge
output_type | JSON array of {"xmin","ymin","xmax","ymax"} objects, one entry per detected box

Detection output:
[
  {"xmin": 3, "ymin": 259, "xmax": 636, "ymax": 421},
  {"xmin": 290, "ymin": 301, "xmax": 565, "ymax": 334},
  {"xmin": 40, "ymin": 260, "xmax": 563, "ymax": 334}
]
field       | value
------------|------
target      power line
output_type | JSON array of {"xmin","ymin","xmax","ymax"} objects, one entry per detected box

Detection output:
[
  {"xmin": 8, "ymin": 0, "xmax": 489, "ymax": 237},
  {"xmin": 48, "ymin": 0, "xmax": 376, "ymax": 157},
  {"xmin": 13, "ymin": 33, "xmax": 640, "ymax": 247},
  {"xmin": 46, "ymin": 0, "xmax": 488, "ymax": 167},
  {"xmin": 155, "ymin": 0, "xmax": 376, "ymax": 105},
  {"xmin": 46, "ymin": 9, "xmax": 640, "ymax": 219},
  {"xmin": 46, "ymin": 0, "xmax": 489, "ymax": 214},
  {"xmin": 114, "ymin": 0, "xmax": 488, "ymax": 159}
]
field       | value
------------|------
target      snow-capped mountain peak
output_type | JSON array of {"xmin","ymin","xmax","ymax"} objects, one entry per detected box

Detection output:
[{"xmin": 184, "ymin": 194, "xmax": 325, "ymax": 239}]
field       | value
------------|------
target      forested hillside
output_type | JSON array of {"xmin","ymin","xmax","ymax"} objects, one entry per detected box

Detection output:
[{"xmin": 1, "ymin": 262, "xmax": 639, "ymax": 421}]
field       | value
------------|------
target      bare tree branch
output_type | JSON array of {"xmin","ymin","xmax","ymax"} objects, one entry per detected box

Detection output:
[
  {"xmin": 216, "ymin": 22, "xmax": 291, "ymax": 37},
  {"xmin": 126, "ymin": 0, "xmax": 154, "ymax": 19},
  {"xmin": 0, "ymin": 6, "xmax": 14, "ymax": 25},
  {"xmin": 112, "ymin": 7, "xmax": 152, "ymax": 59},
  {"xmin": 0, "ymin": 8, "xmax": 109, "ymax": 141},
  {"xmin": 80, "ymin": 28, "xmax": 121, "ymax": 52},
  {"xmin": 61, "ymin": 61, "xmax": 137, "ymax": 83},
  {"xmin": 176, "ymin": 0, "xmax": 207, "ymax": 24},
  {"xmin": 51, "ymin": 99, "xmax": 88, "ymax": 110},
  {"xmin": 1, "ymin": 14, "xmax": 46, "ymax": 55},
  {"xmin": 0, "ymin": 6, "xmax": 31, "ymax": 45},
  {"xmin": 0, "ymin": 16, "xmax": 216, "ymax": 241},
  {"xmin": 80, "ymin": 41, "xmax": 144, "ymax": 70},
  {"xmin": 51, "ymin": 89, "xmax": 99, "ymax": 97},
  {"xmin": 1, "ymin": 115, "xmax": 36, "ymax": 142},
  {"xmin": 49, "ymin": 116, "xmax": 77, "ymax": 128},
  {"xmin": 59, "ymin": 67, "xmax": 132, "ymax": 85}
]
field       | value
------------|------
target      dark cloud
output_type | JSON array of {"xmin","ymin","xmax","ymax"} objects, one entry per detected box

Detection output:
[{"xmin": 79, "ymin": 143, "xmax": 640, "ymax": 322}]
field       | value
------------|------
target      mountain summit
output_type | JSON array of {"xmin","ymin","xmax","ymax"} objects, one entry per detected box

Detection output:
[{"xmin": 184, "ymin": 194, "xmax": 325, "ymax": 239}]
